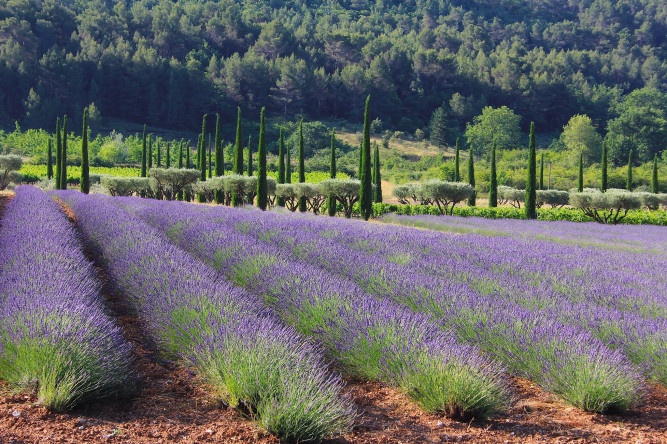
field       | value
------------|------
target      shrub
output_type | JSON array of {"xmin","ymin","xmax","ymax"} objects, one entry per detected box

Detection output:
[
  {"xmin": 570, "ymin": 188, "xmax": 642, "ymax": 224},
  {"xmin": 293, "ymin": 183, "xmax": 326, "ymax": 214},
  {"xmin": 536, "ymin": 189, "xmax": 570, "ymax": 208},
  {"xmin": 318, "ymin": 179, "xmax": 361, "ymax": 218},
  {"xmin": 498, "ymin": 186, "xmax": 524, "ymax": 208},
  {"xmin": 149, "ymin": 168, "xmax": 200, "ymax": 201},
  {"xmin": 275, "ymin": 183, "xmax": 300, "ymax": 212},
  {"xmin": 100, "ymin": 176, "xmax": 150, "ymax": 197},
  {"xmin": 0, "ymin": 154, "xmax": 23, "ymax": 190},
  {"xmin": 420, "ymin": 180, "xmax": 475, "ymax": 215}
]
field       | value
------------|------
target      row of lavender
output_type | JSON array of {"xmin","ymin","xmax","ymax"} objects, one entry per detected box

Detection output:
[
  {"xmin": 55, "ymin": 190, "xmax": 353, "ymax": 441},
  {"xmin": 123, "ymin": 197, "xmax": 509, "ymax": 419},
  {"xmin": 0, "ymin": 186, "xmax": 133, "ymax": 410},
  {"xmin": 220, "ymin": 208, "xmax": 667, "ymax": 387},
  {"xmin": 128, "ymin": 200, "xmax": 656, "ymax": 413}
]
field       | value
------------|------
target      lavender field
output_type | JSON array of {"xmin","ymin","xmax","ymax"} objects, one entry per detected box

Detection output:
[{"xmin": 1, "ymin": 187, "xmax": 666, "ymax": 442}]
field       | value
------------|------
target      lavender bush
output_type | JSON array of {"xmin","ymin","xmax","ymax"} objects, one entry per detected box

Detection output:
[{"xmin": 0, "ymin": 186, "xmax": 134, "ymax": 411}]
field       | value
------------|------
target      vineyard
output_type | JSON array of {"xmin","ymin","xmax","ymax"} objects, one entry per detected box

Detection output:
[{"xmin": 0, "ymin": 186, "xmax": 665, "ymax": 442}]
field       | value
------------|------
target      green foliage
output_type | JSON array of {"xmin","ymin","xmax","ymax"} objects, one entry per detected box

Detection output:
[
  {"xmin": 373, "ymin": 144, "xmax": 382, "ymax": 203},
  {"xmin": 562, "ymin": 115, "xmax": 603, "ymax": 165},
  {"xmin": 257, "ymin": 108, "xmax": 268, "ymax": 210},
  {"xmin": 601, "ymin": 141, "xmax": 608, "ymax": 192},
  {"xmin": 148, "ymin": 168, "xmax": 200, "ymax": 200},
  {"xmin": 214, "ymin": 114, "xmax": 223, "ymax": 204},
  {"xmin": 489, "ymin": 143, "xmax": 498, "ymax": 208},
  {"xmin": 578, "ymin": 152, "xmax": 584, "ymax": 192},
  {"xmin": 80, "ymin": 108, "xmax": 90, "ymax": 194},
  {"xmin": 0, "ymin": 155, "xmax": 22, "ymax": 190},
  {"xmin": 652, "ymin": 154, "xmax": 659, "ymax": 194},
  {"xmin": 47, "ymin": 139, "xmax": 53, "ymax": 179},
  {"xmin": 100, "ymin": 176, "xmax": 150, "ymax": 197},
  {"xmin": 627, "ymin": 150, "xmax": 633, "ymax": 191},
  {"xmin": 298, "ymin": 120, "xmax": 306, "ymax": 212},
  {"xmin": 55, "ymin": 118, "xmax": 61, "ymax": 189},
  {"xmin": 454, "ymin": 139, "xmax": 460, "ymax": 182},
  {"xmin": 525, "ymin": 122, "xmax": 537, "ymax": 219},
  {"xmin": 465, "ymin": 107, "xmax": 522, "ymax": 156},
  {"xmin": 319, "ymin": 179, "xmax": 361, "ymax": 219},
  {"xmin": 570, "ymin": 189, "xmax": 643, "ymax": 224},
  {"xmin": 421, "ymin": 180, "xmax": 475, "ymax": 215},
  {"xmin": 360, "ymin": 96, "xmax": 373, "ymax": 220},
  {"xmin": 467, "ymin": 151, "xmax": 476, "ymax": 206},
  {"xmin": 328, "ymin": 129, "xmax": 337, "ymax": 216},
  {"xmin": 232, "ymin": 108, "xmax": 243, "ymax": 207},
  {"xmin": 429, "ymin": 107, "xmax": 447, "ymax": 147},
  {"xmin": 60, "ymin": 116, "xmax": 68, "ymax": 189},
  {"xmin": 141, "ymin": 125, "xmax": 147, "ymax": 178}
]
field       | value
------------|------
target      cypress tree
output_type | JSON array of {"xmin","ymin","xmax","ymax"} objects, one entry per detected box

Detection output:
[
  {"xmin": 467, "ymin": 150, "xmax": 476, "ymax": 206},
  {"xmin": 177, "ymin": 142, "xmax": 184, "ymax": 201},
  {"xmin": 55, "ymin": 118, "xmax": 61, "ymax": 188},
  {"xmin": 525, "ymin": 121, "xmax": 537, "ymax": 219},
  {"xmin": 80, "ymin": 107, "xmax": 90, "ymax": 194},
  {"xmin": 61, "ymin": 116, "xmax": 68, "ymax": 189},
  {"xmin": 373, "ymin": 142, "xmax": 382, "ymax": 203},
  {"xmin": 539, "ymin": 153, "xmax": 544, "ymax": 190},
  {"xmin": 247, "ymin": 135, "xmax": 253, "ymax": 176},
  {"xmin": 327, "ymin": 129, "xmax": 336, "ymax": 216},
  {"xmin": 186, "ymin": 141, "xmax": 191, "ymax": 168},
  {"xmin": 277, "ymin": 128, "xmax": 286, "ymax": 207},
  {"xmin": 198, "ymin": 115, "xmax": 207, "ymax": 203},
  {"xmin": 157, "ymin": 141, "xmax": 161, "ymax": 167},
  {"xmin": 214, "ymin": 114, "xmax": 224, "ymax": 204},
  {"xmin": 232, "ymin": 107, "xmax": 243, "ymax": 206},
  {"xmin": 651, "ymin": 154, "xmax": 659, "ymax": 193},
  {"xmin": 47, "ymin": 139, "xmax": 53, "ymax": 180},
  {"xmin": 166, "ymin": 142, "xmax": 171, "ymax": 168},
  {"xmin": 358, "ymin": 142, "xmax": 363, "ymax": 178},
  {"xmin": 298, "ymin": 120, "xmax": 307, "ymax": 212},
  {"xmin": 454, "ymin": 137, "xmax": 460, "ymax": 182},
  {"xmin": 208, "ymin": 135, "xmax": 213, "ymax": 178},
  {"xmin": 578, "ymin": 151, "xmax": 584, "ymax": 192},
  {"xmin": 359, "ymin": 95, "xmax": 373, "ymax": 220},
  {"xmin": 257, "ymin": 107, "xmax": 268, "ymax": 210},
  {"xmin": 140, "ymin": 124, "xmax": 147, "ymax": 178},
  {"xmin": 626, "ymin": 150, "xmax": 633, "ymax": 191},
  {"xmin": 196, "ymin": 134, "xmax": 201, "ymax": 170},
  {"xmin": 601, "ymin": 140, "xmax": 608, "ymax": 192},
  {"xmin": 489, "ymin": 142, "xmax": 498, "ymax": 208},
  {"xmin": 148, "ymin": 136, "xmax": 153, "ymax": 169},
  {"xmin": 286, "ymin": 146, "xmax": 292, "ymax": 183}
]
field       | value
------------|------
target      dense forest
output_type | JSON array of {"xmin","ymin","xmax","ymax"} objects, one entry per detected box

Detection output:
[{"xmin": 1, "ymin": 0, "xmax": 665, "ymax": 163}]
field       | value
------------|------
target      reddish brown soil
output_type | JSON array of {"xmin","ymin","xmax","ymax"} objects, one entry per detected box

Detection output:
[{"xmin": 1, "ymin": 195, "xmax": 665, "ymax": 443}]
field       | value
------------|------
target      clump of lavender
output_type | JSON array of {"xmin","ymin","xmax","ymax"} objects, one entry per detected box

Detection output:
[
  {"xmin": 57, "ymin": 191, "xmax": 354, "ymax": 442},
  {"xmin": 0, "ymin": 186, "xmax": 133, "ymax": 411}
]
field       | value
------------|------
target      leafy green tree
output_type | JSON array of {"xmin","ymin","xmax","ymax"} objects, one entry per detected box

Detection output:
[
  {"xmin": 429, "ymin": 106, "xmax": 447, "ymax": 147},
  {"xmin": 465, "ymin": 106, "xmax": 522, "ymax": 156},
  {"xmin": 467, "ymin": 150, "xmax": 476, "ymax": 206},
  {"xmin": 359, "ymin": 95, "xmax": 373, "ymax": 220},
  {"xmin": 298, "ymin": 120, "xmax": 306, "ymax": 212},
  {"xmin": 80, "ymin": 108, "xmax": 90, "ymax": 194},
  {"xmin": 489, "ymin": 143, "xmax": 497, "ymax": 208},
  {"xmin": 562, "ymin": 114, "xmax": 603, "ymax": 165},
  {"xmin": 525, "ymin": 122, "xmax": 537, "ymax": 219},
  {"xmin": 626, "ymin": 150, "xmax": 633, "ymax": 191},
  {"xmin": 327, "ymin": 129, "xmax": 337, "ymax": 216},
  {"xmin": 257, "ymin": 107, "xmax": 268, "ymax": 210}
]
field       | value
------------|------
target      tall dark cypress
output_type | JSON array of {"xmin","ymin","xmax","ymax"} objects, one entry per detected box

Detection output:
[
  {"xmin": 525, "ymin": 122, "xmax": 537, "ymax": 219},
  {"xmin": 626, "ymin": 150, "xmax": 633, "ymax": 191},
  {"xmin": 247, "ymin": 135, "xmax": 253, "ymax": 176},
  {"xmin": 61, "ymin": 116, "xmax": 68, "ymax": 189},
  {"xmin": 214, "ymin": 114, "xmax": 224, "ymax": 204},
  {"xmin": 140, "ymin": 125, "xmax": 147, "ymax": 178},
  {"xmin": 196, "ymin": 134, "xmax": 201, "ymax": 170},
  {"xmin": 651, "ymin": 154, "xmax": 659, "ymax": 193},
  {"xmin": 467, "ymin": 150, "xmax": 476, "ymax": 206},
  {"xmin": 298, "ymin": 120, "xmax": 307, "ymax": 212},
  {"xmin": 373, "ymin": 143, "xmax": 382, "ymax": 203},
  {"xmin": 166, "ymin": 142, "xmax": 171, "ymax": 168},
  {"xmin": 358, "ymin": 142, "xmax": 363, "ymax": 179},
  {"xmin": 277, "ymin": 128, "xmax": 286, "ymax": 207},
  {"xmin": 286, "ymin": 146, "xmax": 292, "ymax": 183},
  {"xmin": 157, "ymin": 141, "xmax": 161, "ymax": 167},
  {"xmin": 198, "ymin": 115, "xmax": 207, "ymax": 203},
  {"xmin": 186, "ymin": 141, "xmax": 191, "ymax": 168},
  {"xmin": 148, "ymin": 136, "xmax": 153, "ymax": 169},
  {"xmin": 55, "ymin": 118, "xmax": 61, "ymax": 188},
  {"xmin": 80, "ymin": 108, "xmax": 90, "ymax": 194},
  {"xmin": 489, "ymin": 142, "xmax": 498, "ymax": 208},
  {"xmin": 578, "ymin": 152, "xmax": 584, "ymax": 192},
  {"xmin": 208, "ymin": 135, "xmax": 213, "ymax": 178},
  {"xmin": 177, "ymin": 142, "xmax": 184, "ymax": 201},
  {"xmin": 257, "ymin": 107, "xmax": 268, "ymax": 210},
  {"xmin": 232, "ymin": 107, "xmax": 243, "ymax": 206},
  {"xmin": 539, "ymin": 153, "xmax": 544, "ymax": 190},
  {"xmin": 47, "ymin": 139, "xmax": 53, "ymax": 180},
  {"xmin": 327, "ymin": 129, "xmax": 336, "ymax": 216},
  {"xmin": 454, "ymin": 138, "xmax": 460, "ymax": 182},
  {"xmin": 359, "ymin": 95, "xmax": 373, "ymax": 220},
  {"xmin": 601, "ymin": 140, "xmax": 608, "ymax": 192}
]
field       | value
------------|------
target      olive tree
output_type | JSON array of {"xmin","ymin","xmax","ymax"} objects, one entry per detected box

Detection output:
[
  {"xmin": 570, "ymin": 188, "xmax": 642, "ymax": 224},
  {"xmin": 293, "ymin": 183, "xmax": 326, "ymax": 214},
  {"xmin": 101, "ymin": 177, "xmax": 150, "ymax": 197},
  {"xmin": 498, "ymin": 185, "xmax": 524, "ymax": 208},
  {"xmin": 149, "ymin": 168, "xmax": 200, "ymax": 200},
  {"xmin": 0, "ymin": 154, "xmax": 23, "ymax": 190},
  {"xmin": 420, "ymin": 180, "xmax": 475, "ymax": 215},
  {"xmin": 275, "ymin": 183, "xmax": 300, "ymax": 212},
  {"xmin": 392, "ymin": 182, "xmax": 431, "ymax": 205},
  {"xmin": 318, "ymin": 179, "xmax": 361, "ymax": 218},
  {"xmin": 637, "ymin": 192, "xmax": 667, "ymax": 211},
  {"xmin": 536, "ymin": 190, "xmax": 569, "ymax": 208}
]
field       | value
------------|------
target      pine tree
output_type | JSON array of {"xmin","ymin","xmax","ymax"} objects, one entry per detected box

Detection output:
[
  {"xmin": 232, "ymin": 107, "xmax": 243, "ymax": 206},
  {"xmin": 454, "ymin": 138, "xmax": 460, "ymax": 181},
  {"xmin": 373, "ymin": 143, "xmax": 382, "ymax": 203},
  {"xmin": 539, "ymin": 153, "xmax": 544, "ymax": 190},
  {"xmin": 359, "ymin": 95, "xmax": 373, "ymax": 220},
  {"xmin": 327, "ymin": 129, "xmax": 336, "ymax": 216},
  {"xmin": 198, "ymin": 114, "xmax": 207, "ymax": 203},
  {"xmin": 55, "ymin": 117, "xmax": 61, "ymax": 188},
  {"xmin": 298, "ymin": 120, "xmax": 307, "ymax": 212},
  {"xmin": 47, "ymin": 139, "xmax": 53, "ymax": 180},
  {"xmin": 61, "ymin": 116, "xmax": 68, "ymax": 189},
  {"xmin": 578, "ymin": 152, "xmax": 584, "ymax": 192},
  {"xmin": 257, "ymin": 107, "xmax": 268, "ymax": 210},
  {"xmin": 286, "ymin": 146, "xmax": 292, "ymax": 183},
  {"xmin": 489, "ymin": 142, "xmax": 498, "ymax": 208},
  {"xmin": 626, "ymin": 150, "xmax": 633, "ymax": 191},
  {"xmin": 140, "ymin": 124, "xmax": 147, "ymax": 178},
  {"xmin": 214, "ymin": 114, "xmax": 224, "ymax": 204},
  {"xmin": 467, "ymin": 150, "xmax": 476, "ymax": 206},
  {"xmin": 651, "ymin": 154, "xmax": 659, "ymax": 194},
  {"xmin": 247, "ymin": 135, "xmax": 253, "ymax": 176},
  {"xmin": 601, "ymin": 140, "xmax": 608, "ymax": 192},
  {"xmin": 278, "ymin": 128, "xmax": 286, "ymax": 207},
  {"xmin": 80, "ymin": 107, "xmax": 90, "ymax": 194},
  {"xmin": 525, "ymin": 122, "xmax": 537, "ymax": 219}
]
